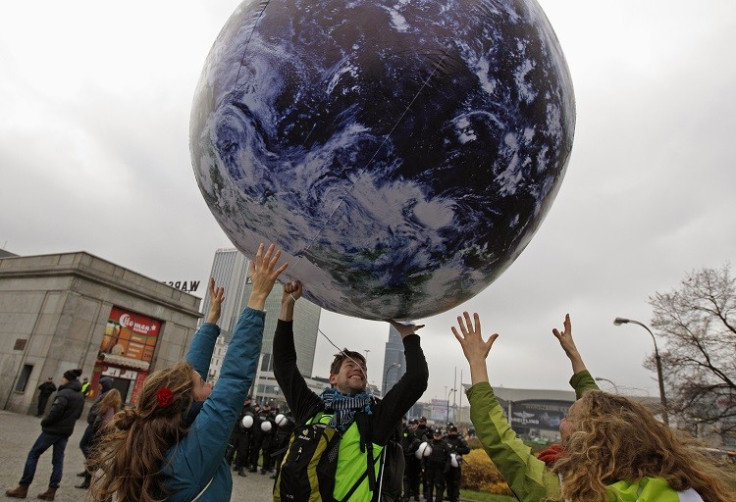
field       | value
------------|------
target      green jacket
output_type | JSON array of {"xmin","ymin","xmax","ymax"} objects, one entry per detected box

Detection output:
[
  {"xmin": 466, "ymin": 370, "xmax": 598, "ymax": 502},
  {"xmin": 467, "ymin": 373, "xmax": 703, "ymax": 501}
]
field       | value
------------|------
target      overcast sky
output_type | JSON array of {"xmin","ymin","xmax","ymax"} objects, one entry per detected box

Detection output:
[{"xmin": 2, "ymin": 1, "xmax": 735, "ymax": 406}]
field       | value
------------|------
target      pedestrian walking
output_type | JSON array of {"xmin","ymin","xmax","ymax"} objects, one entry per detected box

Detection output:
[{"xmin": 6, "ymin": 368, "xmax": 85, "ymax": 501}]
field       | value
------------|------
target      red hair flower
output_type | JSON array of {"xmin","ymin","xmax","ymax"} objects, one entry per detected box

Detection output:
[{"xmin": 156, "ymin": 387, "xmax": 174, "ymax": 408}]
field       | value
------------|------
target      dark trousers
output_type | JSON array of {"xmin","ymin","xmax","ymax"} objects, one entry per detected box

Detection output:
[
  {"xmin": 234, "ymin": 432, "xmax": 251, "ymax": 468},
  {"xmin": 260, "ymin": 435, "xmax": 274, "ymax": 471},
  {"xmin": 248, "ymin": 434, "xmax": 264, "ymax": 469},
  {"xmin": 79, "ymin": 423, "xmax": 94, "ymax": 459},
  {"xmin": 404, "ymin": 455, "xmax": 421, "ymax": 499},
  {"xmin": 445, "ymin": 466, "xmax": 461, "ymax": 502},
  {"xmin": 424, "ymin": 465, "xmax": 445, "ymax": 502},
  {"xmin": 20, "ymin": 432, "xmax": 68, "ymax": 488},
  {"xmin": 37, "ymin": 396, "xmax": 51, "ymax": 417}
]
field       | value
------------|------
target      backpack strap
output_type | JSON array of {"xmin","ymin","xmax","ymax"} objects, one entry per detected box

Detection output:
[{"xmin": 361, "ymin": 415, "xmax": 377, "ymax": 492}]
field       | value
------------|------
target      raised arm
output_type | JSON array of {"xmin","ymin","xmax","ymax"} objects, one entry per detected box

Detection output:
[
  {"xmin": 453, "ymin": 312, "xmax": 560, "ymax": 502},
  {"xmin": 373, "ymin": 320, "xmax": 429, "ymax": 444},
  {"xmin": 165, "ymin": 244, "xmax": 289, "ymax": 500},
  {"xmin": 551, "ymin": 314, "xmax": 598, "ymax": 398},
  {"xmin": 451, "ymin": 312, "xmax": 497, "ymax": 385},
  {"xmin": 187, "ymin": 278, "xmax": 225, "ymax": 376},
  {"xmin": 273, "ymin": 281, "xmax": 322, "ymax": 422},
  {"xmin": 552, "ymin": 314, "xmax": 585, "ymax": 374}
]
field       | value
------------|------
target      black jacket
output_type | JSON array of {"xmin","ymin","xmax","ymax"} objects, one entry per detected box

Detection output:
[
  {"xmin": 38, "ymin": 381, "xmax": 57, "ymax": 397},
  {"xmin": 426, "ymin": 438, "xmax": 452, "ymax": 468},
  {"xmin": 273, "ymin": 319, "xmax": 429, "ymax": 445},
  {"xmin": 444, "ymin": 435, "xmax": 470, "ymax": 455},
  {"xmin": 41, "ymin": 379, "xmax": 85, "ymax": 437}
]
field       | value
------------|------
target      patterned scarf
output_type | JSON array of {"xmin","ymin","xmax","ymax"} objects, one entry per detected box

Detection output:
[{"xmin": 320, "ymin": 387, "xmax": 373, "ymax": 433}]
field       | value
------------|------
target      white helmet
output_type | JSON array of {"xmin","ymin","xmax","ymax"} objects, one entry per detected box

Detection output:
[
  {"xmin": 450, "ymin": 453, "xmax": 459, "ymax": 467},
  {"xmin": 241, "ymin": 414, "xmax": 254, "ymax": 429},
  {"xmin": 261, "ymin": 420, "xmax": 273, "ymax": 432},
  {"xmin": 415, "ymin": 441, "xmax": 432, "ymax": 459},
  {"xmin": 275, "ymin": 413, "xmax": 288, "ymax": 426}
]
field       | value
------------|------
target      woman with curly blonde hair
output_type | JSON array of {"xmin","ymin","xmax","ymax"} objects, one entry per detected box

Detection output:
[
  {"xmin": 555, "ymin": 390, "xmax": 734, "ymax": 501},
  {"xmin": 452, "ymin": 311, "xmax": 736, "ymax": 502},
  {"xmin": 90, "ymin": 243, "xmax": 288, "ymax": 502}
]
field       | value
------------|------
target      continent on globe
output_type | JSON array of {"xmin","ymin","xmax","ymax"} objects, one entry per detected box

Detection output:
[{"xmin": 190, "ymin": 0, "xmax": 575, "ymax": 320}]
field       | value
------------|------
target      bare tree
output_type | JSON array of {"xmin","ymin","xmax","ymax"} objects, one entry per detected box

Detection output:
[{"xmin": 649, "ymin": 265, "xmax": 736, "ymax": 441}]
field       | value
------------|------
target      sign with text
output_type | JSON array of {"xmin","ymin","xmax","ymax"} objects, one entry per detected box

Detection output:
[
  {"xmin": 163, "ymin": 280, "xmax": 200, "ymax": 292},
  {"xmin": 99, "ymin": 307, "xmax": 162, "ymax": 367}
]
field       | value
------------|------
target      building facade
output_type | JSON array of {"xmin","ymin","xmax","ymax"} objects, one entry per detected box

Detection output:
[
  {"xmin": 381, "ymin": 324, "xmax": 406, "ymax": 396},
  {"xmin": 0, "ymin": 252, "xmax": 202, "ymax": 413},
  {"xmin": 203, "ymin": 248, "xmax": 322, "ymax": 403}
]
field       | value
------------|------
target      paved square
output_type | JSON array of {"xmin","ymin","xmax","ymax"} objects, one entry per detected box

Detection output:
[{"xmin": 0, "ymin": 410, "xmax": 275, "ymax": 502}]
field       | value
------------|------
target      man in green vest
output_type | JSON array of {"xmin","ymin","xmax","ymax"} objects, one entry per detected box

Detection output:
[{"xmin": 273, "ymin": 282, "xmax": 429, "ymax": 501}]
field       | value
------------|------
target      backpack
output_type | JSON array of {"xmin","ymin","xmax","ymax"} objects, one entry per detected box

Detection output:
[
  {"xmin": 274, "ymin": 404, "xmax": 404, "ymax": 502},
  {"xmin": 274, "ymin": 412, "xmax": 340, "ymax": 502}
]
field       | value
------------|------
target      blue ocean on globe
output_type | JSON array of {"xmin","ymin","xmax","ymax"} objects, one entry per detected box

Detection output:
[{"xmin": 190, "ymin": 0, "xmax": 575, "ymax": 320}]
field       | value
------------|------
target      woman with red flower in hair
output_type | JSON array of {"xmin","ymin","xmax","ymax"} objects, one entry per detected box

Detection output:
[{"xmin": 90, "ymin": 244, "xmax": 288, "ymax": 502}]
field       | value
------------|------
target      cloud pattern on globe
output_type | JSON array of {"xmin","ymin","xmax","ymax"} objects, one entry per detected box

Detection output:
[{"xmin": 191, "ymin": 0, "xmax": 575, "ymax": 320}]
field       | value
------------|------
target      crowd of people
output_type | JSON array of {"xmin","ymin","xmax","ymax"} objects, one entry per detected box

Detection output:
[{"xmin": 6, "ymin": 243, "xmax": 735, "ymax": 501}]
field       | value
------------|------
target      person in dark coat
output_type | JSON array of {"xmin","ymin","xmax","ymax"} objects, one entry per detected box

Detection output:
[
  {"xmin": 227, "ymin": 397, "xmax": 255, "ymax": 477},
  {"xmin": 415, "ymin": 416, "xmax": 433, "ymax": 498},
  {"xmin": 402, "ymin": 417, "xmax": 421, "ymax": 501},
  {"xmin": 75, "ymin": 376, "xmax": 115, "ymax": 488},
  {"xmin": 6, "ymin": 368, "xmax": 85, "ymax": 501},
  {"xmin": 424, "ymin": 429, "xmax": 452, "ymax": 502},
  {"xmin": 269, "ymin": 409, "xmax": 295, "ymax": 480},
  {"xmin": 37, "ymin": 378, "xmax": 57, "ymax": 417},
  {"xmin": 249, "ymin": 402, "xmax": 276, "ymax": 473},
  {"xmin": 443, "ymin": 424, "xmax": 470, "ymax": 502}
]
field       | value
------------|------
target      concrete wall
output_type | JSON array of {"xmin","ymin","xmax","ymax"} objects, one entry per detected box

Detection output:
[{"xmin": 0, "ymin": 252, "xmax": 202, "ymax": 414}]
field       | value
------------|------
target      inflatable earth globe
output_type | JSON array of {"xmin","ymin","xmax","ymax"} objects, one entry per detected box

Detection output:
[{"xmin": 190, "ymin": 0, "xmax": 575, "ymax": 320}]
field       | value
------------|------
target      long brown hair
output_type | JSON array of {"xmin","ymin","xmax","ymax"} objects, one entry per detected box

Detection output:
[
  {"xmin": 90, "ymin": 361, "xmax": 196, "ymax": 502},
  {"xmin": 98, "ymin": 388, "xmax": 123, "ymax": 417},
  {"xmin": 553, "ymin": 391, "xmax": 736, "ymax": 502}
]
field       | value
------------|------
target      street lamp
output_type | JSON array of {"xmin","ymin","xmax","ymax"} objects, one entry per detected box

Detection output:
[
  {"xmin": 613, "ymin": 317, "xmax": 669, "ymax": 425},
  {"xmin": 594, "ymin": 377, "xmax": 620, "ymax": 393},
  {"xmin": 446, "ymin": 388, "xmax": 456, "ymax": 424}
]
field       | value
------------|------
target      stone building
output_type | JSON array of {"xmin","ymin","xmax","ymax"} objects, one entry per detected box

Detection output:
[{"xmin": 0, "ymin": 252, "xmax": 202, "ymax": 413}]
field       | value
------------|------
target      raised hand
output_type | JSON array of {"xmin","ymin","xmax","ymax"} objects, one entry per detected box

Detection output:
[
  {"xmin": 279, "ymin": 280, "xmax": 302, "ymax": 322},
  {"xmin": 205, "ymin": 278, "xmax": 226, "ymax": 324},
  {"xmin": 281, "ymin": 281, "xmax": 303, "ymax": 304},
  {"xmin": 452, "ymin": 312, "xmax": 498, "ymax": 363},
  {"xmin": 387, "ymin": 319, "xmax": 425, "ymax": 339},
  {"xmin": 247, "ymin": 243, "xmax": 289, "ymax": 311},
  {"xmin": 451, "ymin": 312, "xmax": 498, "ymax": 385},
  {"xmin": 552, "ymin": 314, "xmax": 586, "ymax": 374}
]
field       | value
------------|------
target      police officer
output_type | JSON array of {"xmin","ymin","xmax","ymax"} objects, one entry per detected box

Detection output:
[
  {"xmin": 424, "ymin": 429, "xmax": 451, "ymax": 502},
  {"xmin": 443, "ymin": 425, "xmax": 469, "ymax": 502},
  {"xmin": 250, "ymin": 402, "xmax": 276, "ymax": 473},
  {"xmin": 270, "ymin": 409, "xmax": 295, "ymax": 479},
  {"xmin": 402, "ymin": 417, "xmax": 421, "ymax": 501}
]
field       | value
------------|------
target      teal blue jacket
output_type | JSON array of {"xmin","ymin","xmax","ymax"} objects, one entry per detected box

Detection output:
[{"xmin": 162, "ymin": 307, "xmax": 265, "ymax": 502}]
